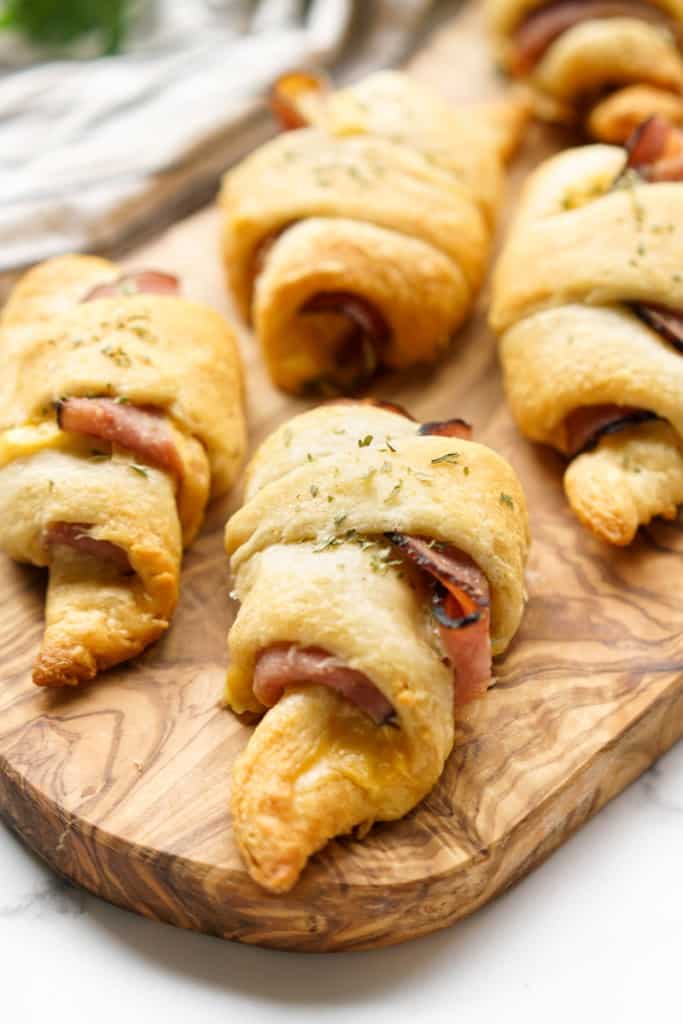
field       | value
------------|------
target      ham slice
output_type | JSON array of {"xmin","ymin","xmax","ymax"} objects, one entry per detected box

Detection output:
[
  {"xmin": 57, "ymin": 397, "xmax": 183, "ymax": 478},
  {"xmin": 269, "ymin": 71, "xmax": 330, "ymax": 131},
  {"xmin": 418, "ymin": 418, "xmax": 472, "ymax": 440},
  {"xmin": 253, "ymin": 644, "xmax": 395, "ymax": 725},
  {"xmin": 387, "ymin": 533, "xmax": 492, "ymax": 705},
  {"xmin": 301, "ymin": 292, "xmax": 390, "ymax": 391},
  {"xmin": 83, "ymin": 270, "xmax": 179, "ymax": 302},
  {"xmin": 302, "ymin": 292, "xmax": 390, "ymax": 350},
  {"xmin": 622, "ymin": 114, "xmax": 683, "ymax": 182},
  {"xmin": 250, "ymin": 238, "xmax": 390, "ymax": 391},
  {"xmin": 633, "ymin": 303, "xmax": 683, "ymax": 351},
  {"xmin": 45, "ymin": 522, "xmax": 131, "ymax": 572},
  {"xmin": 511, "ymin": 2, "xmax": 671, "ymax": 76},
  {"xmin": 564, "ymin": 403, "xmax": 657, "ymax": 455}
]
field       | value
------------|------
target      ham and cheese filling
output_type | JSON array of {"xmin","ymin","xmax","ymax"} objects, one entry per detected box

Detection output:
[
  {"xmin": 563, "ymin": 117, "xmax": 683, "ymax": 454},
  {"xmin": 41, "ymin": 269, "xmax": 182, "ymax": 571},
  {"xmin": 83, "ymin": 269, "xmax": 179, "ymax": 301},
  {"xmin": 387, "ymin": 533, "xmax": 492, "ymax": 706},
  {"xmin": 564, "ymin": 404, "xmax": 658, "ymax": 455},
  {"xmin": 510, "ymin": 1, "xmax": 675, "ymax": 76},
  {"xmin": 250, "ymin": 413, "xmax": 493, "ymax": 726},
  {"xmin": 251, "ymin": 227, "xmax": 391, "ymax": 393},
  {"xmin": 253, "ymin": 645, "xmax": 396, "ymax": 725},
  {"xmin": 44, "ymin": 522, "xmax": 133, "ymax": 572},
  {"xmin": 56, "ymin": 398, "xmax": 183, "ymax": 478}
]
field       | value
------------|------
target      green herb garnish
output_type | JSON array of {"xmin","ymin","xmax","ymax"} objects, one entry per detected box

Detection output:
[
  {"xmin": 384, "ymin": 480, "xmax": 403, "ymax": 503},
  {"xmin": 431, "ymin": 452, "xmax": 460, "ymax": 465}
]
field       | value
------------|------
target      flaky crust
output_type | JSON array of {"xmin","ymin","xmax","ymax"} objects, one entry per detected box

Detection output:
[
  {"xmin": 224, "ymin": 403, "xmax": 529, "ymax": 891},
  {"xmin": 487, "ymin": 0, "xmax": 683, "ymax": 139},
  {"xmin": 220, "ymin": 71, "xmax": 527, "ymax": 394},
  {"xmin": 0, "ymin": 255, "xmax": 246, "ymax": 685},
  {"xmin": 490, "ymin": 144, "xmax": 683, "ymax": 544}
]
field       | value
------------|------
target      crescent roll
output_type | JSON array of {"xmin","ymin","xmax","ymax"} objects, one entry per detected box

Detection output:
[
  {"xmin": 0, "ymin": 255, "xmax": 246, "ymax": 687},
  {"xmin": 487, "ymin": 0, "xmax": 683, "ymax": 141},
  {"xmin": 224, "ymin": 401, "xmax": 529, "ymax": 892},
  {"xmin": 490, "ymin": 115, "xmax": 683, "ymax": 545},
  {"xmin": 220, "ymin": 70, "xmax": 528, "ymax": 395}
]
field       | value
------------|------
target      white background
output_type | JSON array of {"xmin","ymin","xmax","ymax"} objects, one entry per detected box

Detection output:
[{"xmin": 2, "ymin": 738, "xmax": 682, "ymax": 1023}]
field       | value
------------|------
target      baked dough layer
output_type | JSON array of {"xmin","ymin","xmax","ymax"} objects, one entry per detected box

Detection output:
[{"xmin": 225, "ymin": 403, "xmax": 529, "ymax": 891}]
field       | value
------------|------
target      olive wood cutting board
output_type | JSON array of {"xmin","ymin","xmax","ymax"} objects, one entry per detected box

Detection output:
[{"xmin": 1, "ymin": 1, "xmax": 682, "ymax": 952}]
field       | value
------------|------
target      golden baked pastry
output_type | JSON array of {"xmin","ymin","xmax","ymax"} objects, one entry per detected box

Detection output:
[
  {"xmin": 487, "ymin": 1, "xmax": 683, "ymax": 141},
  {"xmin": 0, "ymin": 255, "xmax": 246, "ymax": 686},
  {"xmin": 224, "ymin": 401, "xmax": 529, "ymax": 892},
  {"xmin": 490, "ymin": 116, "xmax": 683, "ymax": 545},
  {"xmin": 220, "ymin": 70, "xmax": 528, "ymax": 395}
]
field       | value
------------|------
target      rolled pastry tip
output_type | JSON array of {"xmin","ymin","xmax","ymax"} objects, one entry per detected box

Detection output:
[
  {"xmin": 225, "ymin": 401, "xmax": 529, "ymax": 891},
  {"xmin": 564, "ymin": 420, "xmax": 683, "ymax": 545},
  {"xmin": 0, "ymin": 255, "xmax": 246, "ymax": 686},
  {"xmin": 220, "ymin": 69, "xmax": 528, "ymax": 395},
  {"xmin": 487, "ymin": 0, "xmax": 683, "ymax": 138}
]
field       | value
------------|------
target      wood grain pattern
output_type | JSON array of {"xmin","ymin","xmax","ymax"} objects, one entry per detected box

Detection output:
[{"xmin": 1, "ymin": 1, "xmax": 683, "ymax": 951}]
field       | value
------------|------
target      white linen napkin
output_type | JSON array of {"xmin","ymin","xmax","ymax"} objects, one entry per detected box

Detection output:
[{"xmin": 0, "ymin": 0, "xmax": 446, "ymax": 272}]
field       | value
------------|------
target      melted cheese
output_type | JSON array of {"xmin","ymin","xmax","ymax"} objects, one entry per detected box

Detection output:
[
  {"xmin": 308, "ymin": 703, "xmax": 410, "ymax": 801},
  {"xmin": 0, "ymin": 422, "xmax": 92, "ymax": 468}
]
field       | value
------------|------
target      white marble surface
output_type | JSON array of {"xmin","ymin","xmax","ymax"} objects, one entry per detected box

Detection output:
[{"xmin": 2, "ymin": 741, "xmax": 682, "ymax": 1022}]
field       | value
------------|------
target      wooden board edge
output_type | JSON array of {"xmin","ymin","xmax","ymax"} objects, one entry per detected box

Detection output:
[{"xmin": 2, "ymin": 669, "xmax": 682, "ymax": 951}]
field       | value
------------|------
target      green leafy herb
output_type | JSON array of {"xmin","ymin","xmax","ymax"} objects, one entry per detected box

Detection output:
[
  {"xmin": 431, "ymin": 451, "xmax": 460, "ymax": 465},
  {"xmin": 369, "ymin": 546, "xmax": 404, "ymax": 574},
  {"xmin": 130, "ymin": 464, "xmax": 148, "ymax": 478},
  {"xmin": 358, "ymin": 434, "xmax": 373, "ymax": 447},
  {"xmin": 0, "ymin": 0, "xmax": 132, "ymax": 54},
  {"xmin": 384, "ymin": 480, "xmax": 403, "ymax": 503},
  {"xmin": 313, "ymin": 536, "xmax": 339, "ymax": 553},
  {"xmin": 500, "ymin": 492, "xmax": 514, "ymax": 508},
  {"xmin": 101, "ymin": 344, "xmax": 131, "ymax": 367}
]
